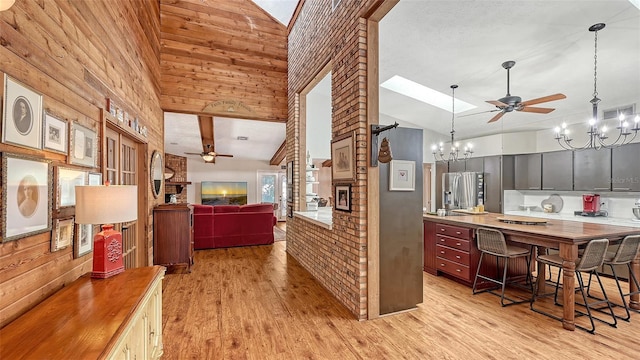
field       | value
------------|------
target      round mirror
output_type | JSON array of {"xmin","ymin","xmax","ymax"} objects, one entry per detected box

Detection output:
[{"xmin": 150, "ymin": 151, "xmax": 163, "ymax": 199}]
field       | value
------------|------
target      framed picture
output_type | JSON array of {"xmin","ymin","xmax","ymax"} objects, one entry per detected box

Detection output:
[
  {"xmin": 1, "ymin": 153, "xmax": 52, "ymax": 242},
  {"xmin": 335, "ymin": 184, "xmax": 351, "ymax": 212},
  {"xmin": 70, "ymin": 122, "xmax": 97, "ymax": 167},
  {"xmin": 88, "ymin": 172, "xmax": 102, "ymax": 186},
  {"xmin": 43, "ymin": 112, "xmax": 68, "ymax": 154},
  {"xmin": 286, "ymin": 186, "xmax": 293, "ymax": 203},
  {"xmin": 2, "ymin": 74, "xmax": 43, "ymax": 150},
  {"xmin": 287, "ymin": 160, "xmax": 294, "ymax": 185},
  {"xmin": 389, "ymin": 160, "xmax": 416, "ymax": 191},
  {"xmin": 51, "ymin": 217, "xmax": 74, "ymax": 252},
  {"xmin": 331, "ymin": 132, "xmax": 355, "ymax": 183},
  {"xmin": 201, "ymin": 181, "xmax": 248, "ymax": 205},
  {"xmin": 55, "ymin": 167, "xmax": 87, "ymax": 208},
  {"xmin": 287, "ymin": 204, "xmax": 293, "ymax": 218},
  {"xmin": 74, "ymin": 223, "xmax": 93, "ymax": 258}
]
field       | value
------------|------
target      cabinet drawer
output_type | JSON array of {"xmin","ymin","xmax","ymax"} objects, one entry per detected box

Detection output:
[
  {"xmin": 436, "ymin": 223, "xmax": 473, "ymax": 240},
  {"xmin": 436, "ymin": 257, "xmax": 471, "ymax": 281},
  {"xmin": 436, "ymin": 235, "xmax": 470, "ymax": 252},
  {"xmin": 436, "ymin": 245, "xmax": 469, "ymax": 265}
]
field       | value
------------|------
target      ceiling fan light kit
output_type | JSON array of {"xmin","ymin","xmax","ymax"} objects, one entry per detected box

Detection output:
[
  {"xmin": 554, "ymin": 23, "xmax": 640, "ymax": 150},
  {"xmin": 184, "ymin": 143, "xmax": 234, "ymax": 163},
  {"xmin": 432, "ymin": 85, "xmax": 473, "ymax": 162}
]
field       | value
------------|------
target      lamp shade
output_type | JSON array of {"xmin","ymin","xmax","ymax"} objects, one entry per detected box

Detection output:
[
  {"xmin": 75, "ymin": 185, "xmax": 138, "ymax": 224},
  {"xmin": 0, "ymin": 0, "xmax": 16, "ymax": 12}
]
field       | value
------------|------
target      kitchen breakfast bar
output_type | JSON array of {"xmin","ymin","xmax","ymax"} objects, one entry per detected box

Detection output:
[{"xmin": 423, "ymin": 213, "xmax": 640, "ymax": 331}]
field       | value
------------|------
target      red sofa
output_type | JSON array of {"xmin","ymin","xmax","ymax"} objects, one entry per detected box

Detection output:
[{"xmin": 192, "ymin": 204, "xmax": 276, "ymax": 249}]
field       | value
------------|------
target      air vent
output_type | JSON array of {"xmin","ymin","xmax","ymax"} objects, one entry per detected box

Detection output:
[
  {"xmin": 237, "ymin": 136, "xmax": 249, "ymax": 141},
  {"xmin": 603, "ymin": 104, "xmax": 635, "ymax": 120}
]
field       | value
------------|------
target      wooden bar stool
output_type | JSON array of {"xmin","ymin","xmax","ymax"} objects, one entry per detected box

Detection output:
[{"xmin": 472, "ymin": 227, "xmax": 534, "ymax": 307}]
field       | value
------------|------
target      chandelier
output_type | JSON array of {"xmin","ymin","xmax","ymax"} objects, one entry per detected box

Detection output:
[
  {"xmin": 554, "ymin": 23, "xmax": 640, "ymax": 150},
  {"xmin": 432, "ymin": 85, "xmax": 473, "ymax": 162}
]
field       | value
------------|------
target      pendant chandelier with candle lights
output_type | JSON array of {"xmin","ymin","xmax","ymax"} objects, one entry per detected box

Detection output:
[
  {"xmin": 554, "ymin": 23, "xmax": 640, "ymax": 150},
  {"xmin": 432, "ymin": 85, "xmax": 473, "ymax": 162}
]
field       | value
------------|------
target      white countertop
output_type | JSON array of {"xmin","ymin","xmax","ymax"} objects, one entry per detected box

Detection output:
[
  {"xmin": 504, "ymin": 210, "xmax": 640, "ymax": 228},
  {"xmin": 294, "ymin": 207, "xmax": 332, "ymax": 229}
]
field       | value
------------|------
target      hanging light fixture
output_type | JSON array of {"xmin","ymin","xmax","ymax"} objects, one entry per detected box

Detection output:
[
  {"xmin": 554, "ymin": 23, "xmax": 640, "ymax": 150},
  {"xmin": 432, "ymin": 85, "xmax": 473, "ymax": 162}
]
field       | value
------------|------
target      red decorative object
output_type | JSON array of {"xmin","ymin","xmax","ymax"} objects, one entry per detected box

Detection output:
[{"xmin": 91, "ymin": 224, "xmax": 124, "ymax": 279}]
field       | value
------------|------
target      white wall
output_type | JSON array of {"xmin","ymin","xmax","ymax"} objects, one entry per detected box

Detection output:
[
  {"xmin": 306, "ymin": 73, "xmax": 332, "ymax": 160},
  {"xmin": 186, "ymin": 158, "xmax": 281, "ymax": 204}
]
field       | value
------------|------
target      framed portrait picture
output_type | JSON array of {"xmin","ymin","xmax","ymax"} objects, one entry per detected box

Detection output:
[
  {"xmin": 331, "ymin": 132, "xmax": 355, "ymax": 183},
  {"xmin": 51, "ymin": 217, "xmax": 74, "ymax": 252},
  {"xmin": 389, "ymin": 160, "xmax": 416, "ymax": 191},
  {"xmin": 334, "ymin": 184, "xmax": 351, "ymax": 212},
  {"xmin": 2, "ymin": 74, "xmax": 43, "ymax": 150},
  {"xmin": 74, "ymin": 223, "xmax": 93, "ymax": 258},
  {"xmin": 1, "ymin": 153, "xmax": 52, "ymax": 242},
  {"xmin": 43, "ymin": 112, "xmax": 68, "ymax": 154},
  {"xmin": 286, "ymin": 160, "xmax": 294, "ymax": 185},
  {"xmin": 88, "ymin": 172, "xmax": 102, "ymax": 186},
  {"xmin": 55, "ymin": 167, "xmax": 87, "ymax": 208},
  {"xmin": 70, "ymin": 122, "xmax": 97, "ymax": 167}
]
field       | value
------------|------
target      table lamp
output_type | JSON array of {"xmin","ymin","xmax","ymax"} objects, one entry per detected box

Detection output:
[{"xmin": 75, "ymin": 185, "xmax": 138, "ymax": 279}]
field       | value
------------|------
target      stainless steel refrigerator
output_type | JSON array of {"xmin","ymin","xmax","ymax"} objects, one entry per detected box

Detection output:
[{"xmin": 442, "ymin": 172, "xmax": 485, "ymax": 210}]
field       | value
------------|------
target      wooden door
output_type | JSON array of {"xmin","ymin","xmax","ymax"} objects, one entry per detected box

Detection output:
[{"xmin": 105, "ymin": 127, "xmax": 142, "ymax": 269}]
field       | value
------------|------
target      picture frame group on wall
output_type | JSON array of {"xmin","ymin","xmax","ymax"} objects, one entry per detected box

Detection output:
[
  {"xmin": 389, "ymin": 159, "xmax": 416, "ymax": 191},
  {"xmin": 334, "ymin": 184, "xmax": 351, "ymax": 212},
  {"xmin": 2, "ymin": 74, "xmax": 44, "ymax": 150},
  {"xmin": 55, "ymin": 167, "xmax": 87, "ymax": 208},
  {"xmin": 69, "ymin": 122, "xmax": 97, "ymax": 167},
  {"xmin": 43, "ymin": 112, "xmax": 68, "ymax": 154},
  {"xmin": 331, "ymin": 132, "xmax": 355, "ymax": 183},
  {"xmin": 1, "ymin": 153, "xmax": 52, "ymax": 242},
  {"xmin": 88, "ymin": 172, "xmax": 102, "ymax": 186},
  {"xmin": 51, "ymin": 217, "xmax": 74, "ymax": 252}
]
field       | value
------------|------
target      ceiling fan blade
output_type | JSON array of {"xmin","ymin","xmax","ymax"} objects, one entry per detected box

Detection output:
[
  {"xmin": 519, "ymin": 106, "xmax": 555, "ymax": 114},
  {"xmin": 487, "ymin": 111, "xmax": 506, "ymax": 123},
  {"xmin": 520, "ymin": 93, "xmax": 566, "ymax": 107},
  {"xmin": 458, "ymin": 109, "xmax": 501, "ymax": 118},
  {"xmin": 184, "ymin": 152, "xmax": 203, "ymax": 155},
  {"xmin": 215, "ymin": 154, "xmax": 234, "ymax": 158},
  {"xmin": 486, "ymin": 100, "xmax": 508, "ymax": 108}
]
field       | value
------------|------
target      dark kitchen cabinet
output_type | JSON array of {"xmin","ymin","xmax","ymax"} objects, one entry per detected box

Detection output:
[
  {"xmin": 573, "ymin": 148, "xmax": 611, "ymax": 191},
  {"xmin": 541, "ymin": 150, "xmax": 573, "ymax": 191},
  {"xmin": 465, "ymin": 157, "xmax": 484, "ymax": 173},
  {"xmin": 514, "ymin": 153, "xmax": 541, "ymax": 190},
  {"xmin": 449, "ymin": 160, "xmax": 466, "ymax": 172},
  {"xmin": 611, "ymin": 143, "xmax": 640, "ymax": 191},
  {"xmin": 483, "ymin": 156, "xmax": 502, "ymax": 213}
]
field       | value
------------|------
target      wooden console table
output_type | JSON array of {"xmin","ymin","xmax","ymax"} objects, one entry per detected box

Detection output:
[{"xmin": 0, "ymin": 266, "xmax": 165, "ymax": 359}]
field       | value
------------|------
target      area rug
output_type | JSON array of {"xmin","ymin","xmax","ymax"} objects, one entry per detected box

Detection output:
[{"xmin": 274, "ymin": 227, "xmax": 286, "ymax": 242}]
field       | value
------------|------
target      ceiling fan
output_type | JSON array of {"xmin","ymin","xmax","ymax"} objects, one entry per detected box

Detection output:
[
  {"xmin": 185, "ymin": 144, "xmax": 233, "ymax": 163},
  {"xmin": 482, "ymin": 60, "xmax": 566, "ymax": 123}
]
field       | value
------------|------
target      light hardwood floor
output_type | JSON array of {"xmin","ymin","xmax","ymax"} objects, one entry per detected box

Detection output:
[{"xmin": 162, "ymin": 242, "xmax": 638, "ymax": 359}]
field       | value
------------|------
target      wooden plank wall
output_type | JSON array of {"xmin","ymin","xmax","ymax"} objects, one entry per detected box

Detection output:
[
  {"xmin": 159, "ymin": 0, "xmax": 288, "ymax": 122},
  {"xmin": 0, "ymin": 0, "xmax": 163, "ymax": 328}
]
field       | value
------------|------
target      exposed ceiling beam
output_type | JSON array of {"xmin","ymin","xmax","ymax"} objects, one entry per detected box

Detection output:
[
  {"xmin": 197, "ymin": 115, "xmax": 215, "ymax": 163},
  {"xmin": 270, "ymin": 140, "xmax": 286, "ymax": 165}
]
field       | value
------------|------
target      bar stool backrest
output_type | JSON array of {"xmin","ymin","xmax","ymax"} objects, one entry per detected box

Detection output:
[
  {"xmin": 476, "ymin": 228, "xmax": 507, "ymax": 256},
  {"xmin": 576, "ymin": 238, "xmax": 609, "ymax": 272},
  {"xmin": 609, "ymin": 235, "xmax": 640, "ymax": 265}
]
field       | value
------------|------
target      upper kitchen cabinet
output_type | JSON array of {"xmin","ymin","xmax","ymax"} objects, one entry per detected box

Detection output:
[
  {"xmin": 448, "ymin": 160, "xmax": 466, "ymax": 173},
  {"xmin": 541, "ymin": 151, "xmax": 573, "ymax": 191},
  {"xmin": 465, "ymin": 158, "xmax": 484, "ymax": 173},
  {"xmin": 514, "ymin": 153, "xmax": 541, "ymax": 190},
  {"xmin": 483, "ymin": 156, "xmax": 502, "ymax": 213},
  {"xmin": 573, "ymin": 148, "xmax": 612, "ymax": 191},
  {"xmin": 611, "ymin": 143, "xmax": 640, "ymax": 191}
]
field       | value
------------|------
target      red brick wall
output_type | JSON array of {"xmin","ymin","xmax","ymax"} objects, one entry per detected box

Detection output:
[
  {"xmin": 165, "ymin": 153, "xmax": 188, "ymax": 204},
  {"xmin": 287, "ymin": 0, "xmax": 381, "ymax": 320}
]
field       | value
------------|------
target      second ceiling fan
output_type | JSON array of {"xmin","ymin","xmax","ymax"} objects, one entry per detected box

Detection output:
[{"xmin": 483, "ymin": 60, "xmax": 566, "ymax": 123}]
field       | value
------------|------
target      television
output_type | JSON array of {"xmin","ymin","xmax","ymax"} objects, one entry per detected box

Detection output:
[{"xmin": 201, "ymin": 181, "xmax": 248, "ymax": 205}]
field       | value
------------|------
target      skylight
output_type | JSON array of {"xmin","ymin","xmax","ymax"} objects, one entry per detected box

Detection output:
[{"xmin": 380, "ymin": 75, "xmax": 476, "ymax": 113}]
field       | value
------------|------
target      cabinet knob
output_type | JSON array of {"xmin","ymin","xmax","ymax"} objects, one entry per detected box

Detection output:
[
  {"xmin": 456, "ymin": 255, "xmax": 461, "ymax": 259},
  {"xmin": 456, "ymin": 231, "xmax": 461, "ymax": 235},
  {"xmin": 440, "ymin": 239, "xmax": 445, "ymax": 242},
  {"xmin": 440, "ymin": 228, "xmax": 445, "ymax": 232},
  {"xmin": 456, "ymin": 269, "xmax": 461, "ymax": 272},
  {"xmin": 440, "ymin": 251, "xmax": 445, "ymax": 254},
  {"xmin": 456, "ymin": 243, "xmax": 461, "ymax": 246},
  {"xmin": 440, "ymin": 263, "xmax": 445, "ymax": 267}
]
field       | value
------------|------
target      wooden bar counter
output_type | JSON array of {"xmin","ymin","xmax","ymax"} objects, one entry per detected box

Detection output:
[
  {"xmin": 423, "ymin": 213, "xmax": 640, "ymax": 331},
  {"xmin": 0, "ymin": 266, "xmax": 165, "ymax": 359}
]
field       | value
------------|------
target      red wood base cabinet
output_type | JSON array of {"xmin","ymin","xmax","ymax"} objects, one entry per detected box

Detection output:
[{"xmin": 153, "ymin": 204, "xmax": 194, "ymax": 273}]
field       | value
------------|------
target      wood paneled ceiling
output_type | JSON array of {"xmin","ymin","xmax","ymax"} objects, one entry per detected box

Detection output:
[{"xmin": 159, "ymin": 0, "xmax": 288, "ymax": 123}]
